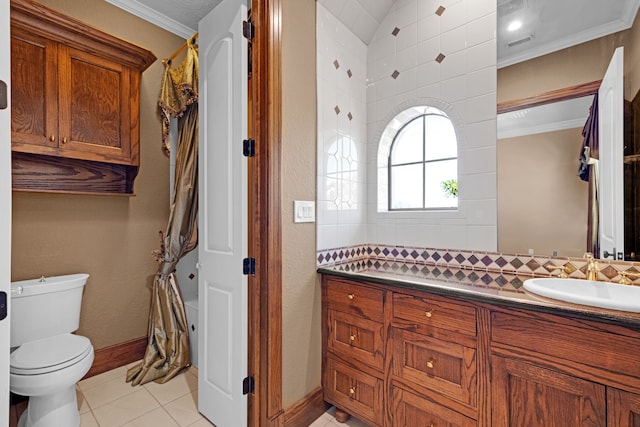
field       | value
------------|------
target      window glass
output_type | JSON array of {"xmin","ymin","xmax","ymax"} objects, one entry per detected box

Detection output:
[{"xmin": 387, "ymin": 110, "xmax": 458, "ymax": 210}]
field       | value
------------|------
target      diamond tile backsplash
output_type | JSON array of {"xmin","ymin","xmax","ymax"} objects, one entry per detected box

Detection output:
[{"xmin": 318, "ymin": 244, "xmax": 640, "ymax": 290}]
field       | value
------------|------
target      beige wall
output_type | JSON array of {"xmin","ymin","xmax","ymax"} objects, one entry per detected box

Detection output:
[
  {"xmin": 281, "ymin": 0, "xmax": 320, "ymax": 409},
  {"xmin": 11, "ymin": 0, "xmax": 185, "ymax": 350},
  {"xmin": 497, "ymin": 128, "xmax": 588, "ymax": 257}
]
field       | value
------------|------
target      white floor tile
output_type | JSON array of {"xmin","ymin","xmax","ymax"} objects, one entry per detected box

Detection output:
[
  {"xmin": 80, "ymin": 411, "xmax": 100, "ymax": 427},
  {"xmin": 122, "ymin": 407, "xmax": 180, "ymax": 427},
  {"xmin": 81, "ymin": 375, "xmax": 139, "ymax": 409},
  {"xmin": 164, "ymin": 391, "xmax": 203, "ymax": 427},
  {"xmin": 78, "ymin": 366, "xmax": 128, "ymax": 392},
  {"xmin": 92, "ymin": 388, "xmax": 160, "ymax": 427},
  {"xmin": 144, "ymin": 371, "xmax": 198, "ymax": 405}
]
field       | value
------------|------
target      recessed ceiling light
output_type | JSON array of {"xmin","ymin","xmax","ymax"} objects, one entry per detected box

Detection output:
[{"xmin": 508, "ymin": 20, "xmax": 523, "ymax": 32}]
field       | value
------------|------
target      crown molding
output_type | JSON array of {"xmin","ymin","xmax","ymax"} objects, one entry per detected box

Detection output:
[{"xmin": 104, "ymin": 0, "xmax": 195, "ymax": 39}]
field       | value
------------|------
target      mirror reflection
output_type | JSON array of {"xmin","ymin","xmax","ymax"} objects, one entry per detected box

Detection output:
[{"xmin": 496, "ymin": 0, "xmax": 640, "ymax": 260}]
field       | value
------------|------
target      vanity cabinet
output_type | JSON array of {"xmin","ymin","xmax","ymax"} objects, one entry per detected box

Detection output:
[
  {"xmin": 321, "ymin": 272, "xmax": 640, "ymax": 426},
  {"xmin": 322, "ymin": 277, "xmax": 386, "ymax": 426},
  {"xmin": 10, "ymin": 0, "xmax": 156, "ymax": 194}
]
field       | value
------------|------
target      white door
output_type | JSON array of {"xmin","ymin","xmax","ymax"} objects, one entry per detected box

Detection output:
[
  {"xmin": 197, "ymin": 0, "xmax": 248, "ymax": 425},
  {"xmin": 0, "ymin": 0, "xmax": 10, "ymax": 424},
  {"xmin": 598, "ymin": 46, "xmax": 624, "ymax": 260}
]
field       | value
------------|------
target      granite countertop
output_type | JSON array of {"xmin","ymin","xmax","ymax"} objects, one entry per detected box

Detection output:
[{"xmin": 318, "ymin": 260, "xmax": 640, "ymax": 328}]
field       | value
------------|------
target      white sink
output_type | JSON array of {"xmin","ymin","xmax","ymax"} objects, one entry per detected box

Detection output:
[{"xmin": 523, "ymin": 277, "xmax": 640, "ymax": 313}]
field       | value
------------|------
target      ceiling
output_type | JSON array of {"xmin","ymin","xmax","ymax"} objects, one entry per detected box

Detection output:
[{"xmin": 106, "ymin": 0, "xmax": 640, "ymax": 67}]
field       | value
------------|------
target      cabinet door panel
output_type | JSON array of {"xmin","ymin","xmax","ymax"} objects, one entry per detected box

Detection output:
[
  {"xmin": 393, "ymin": 328, "xmax": 477, "ymax": 407},
  {"xmin": 324, "ymin": 358, "xmax": 383, "ymax": 426},
  {"xmin": 608, "ymin": 387, "xmax": 640, "ymax": 426},
  {"xmin": 10, "ymin": 29, "xmax": 57, "ymax": 149},
  {"xmin": 328, "ymin": 309, "xmax": 384, "ymax": 370},
  {"xmin": 491, "ymin": 355, "xmax": 605, "ymax": 427},
  {"xmin": 59, "ymin": 46, "xmax": 132, "ymax": 163},
  {"xmin": 392, "ymin": 387, "xmax": 476, "ymax": 427}
]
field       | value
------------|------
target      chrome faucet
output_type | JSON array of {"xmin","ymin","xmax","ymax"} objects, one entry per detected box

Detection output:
[{"xmin": 584, "ymin": 252, "xmax": 599, "ymax": 281}]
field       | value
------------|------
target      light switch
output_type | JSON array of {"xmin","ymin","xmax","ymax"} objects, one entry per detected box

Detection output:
[{"xmin": 294, "ymin": 201, "xmax": 315, "ymax": 223}]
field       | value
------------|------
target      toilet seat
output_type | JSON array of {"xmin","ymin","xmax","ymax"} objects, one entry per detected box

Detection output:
[{"xmin": 10, "ymin": 334, "xmax": 92, "ymax": 375}]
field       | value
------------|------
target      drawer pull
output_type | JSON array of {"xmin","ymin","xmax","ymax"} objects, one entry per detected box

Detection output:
[
  {"xmin": 62, "ymin": 137, "xmax": 68, "ymax": 144},
  {"xmin": 425, "ymin": 310, "xmax": 433, "ymax": 318},
  {"xmin": 348, "ymin": 293, "xmax": 355, "ymax": 300},
  {"xmin": 427, "ymin": 360, "xmax": 434, "ymax": 369},
  {"xmin": 349, "ymin": 386, "xmax": 356, "ymax": 396},
  {"xmin": 349, "ymin": 335, "xmax": 356, "ymax": 341},
  {"xmin": 49, "ymin": 135, "xmax": 56, "ymax": 142}
]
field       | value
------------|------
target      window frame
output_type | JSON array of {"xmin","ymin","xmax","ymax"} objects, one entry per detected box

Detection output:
[{"xmin": 387, "ymin": 111, "xmax": 458, "ymax": 211}]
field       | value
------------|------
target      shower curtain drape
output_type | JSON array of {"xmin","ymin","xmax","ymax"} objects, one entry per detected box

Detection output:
[{"xmin": 127, "ymin": 38, "xmax": 199, "ymax": 386}]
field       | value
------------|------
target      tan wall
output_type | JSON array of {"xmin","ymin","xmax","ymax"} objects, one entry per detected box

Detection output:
[
  {"xmin": 11, "ymin": 0, "xmax": 186, "ymax": 350},
  {"xmin": 497, "ymin": 128, "xmax": 588, "ymax": 257},
  {"xmin": 281, "ymin": 0, "xmax": 320, "ymax": 410}
]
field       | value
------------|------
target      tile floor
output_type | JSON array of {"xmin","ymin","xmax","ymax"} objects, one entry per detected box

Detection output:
[{"xmin": 10, "ymin": 361, "xmax": 369, "ymax": 427}]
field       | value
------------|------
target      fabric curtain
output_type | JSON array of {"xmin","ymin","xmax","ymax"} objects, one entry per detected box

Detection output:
[
  {"xmin": 579, "ymin": 93, "xmax": 599, "ymax": 255},
  {"xmin": 127, "ymin": 38, "xmax": 199, "ymax": 386}
]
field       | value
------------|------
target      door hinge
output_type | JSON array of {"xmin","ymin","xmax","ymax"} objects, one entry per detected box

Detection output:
[
  {"xmin": 243, "ymin": 376, "xmax": 255, "ymax": 395},
  {"xmin": 0, "ymin": 80, "xmax": 7, "ymax": 110},
  {"xmin": 243, "ymin": 257, "xmax": 256, "ymax": 275},
  {"xmin": 243, "ymin": 139, "xmax": 255, "ymax": 157},
  {"xmin": 243, "ymin": 21, "xmax": 254, "ymax": 40}
]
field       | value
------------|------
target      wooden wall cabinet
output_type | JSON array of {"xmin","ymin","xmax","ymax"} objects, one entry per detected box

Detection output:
[
  {"xmin": 322, "ymin": 273, "xmax": 640, "ymax": 426},
  {"xmin": 10, "ymin": 0, "xmax": 156, "ymax": 195}
]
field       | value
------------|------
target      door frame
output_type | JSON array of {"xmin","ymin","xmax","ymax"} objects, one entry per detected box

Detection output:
[{"xmin": 248, "ymin": 0, "xmax": 284, "ymax": 426}]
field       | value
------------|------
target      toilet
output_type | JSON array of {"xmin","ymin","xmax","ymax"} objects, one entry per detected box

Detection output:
[{"xmin": 10, "ymin": 274, "xmax": 94, "ymax": 427}]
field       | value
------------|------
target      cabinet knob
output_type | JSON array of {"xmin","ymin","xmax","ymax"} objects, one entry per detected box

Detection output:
[
  {"xmin": 62, "ymin": 137, "xmax": 68, "ymax": 144},
  {"xmin": 349, "ymin": 335, "xmax": 356, "ymax": 341},
  {"xmin": 347, "ymin": 293, "xmax": 354, "ymax": 300},
  {"xmin": 349, "ymin": 387, "xmax": 356, "ymax": 396},
  {"xmin": 425, "ymin": 310, "xmax": 433, "ymax": 318},
  {"xmin": 49, "ymin": 135, "xmax": 56, "ymax": 142},
  {"xmin": 427, "ymin": 360, "xmax": 434, "ymax": 369}
]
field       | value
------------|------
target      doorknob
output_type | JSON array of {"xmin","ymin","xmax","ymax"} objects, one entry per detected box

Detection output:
[
  {"xmin": 603, "ymin": 249, "xmax": 616, "ymax": 259},
  {"xmin": 0, "ymin": 291, "xmax": 6, "ymax": 320}
]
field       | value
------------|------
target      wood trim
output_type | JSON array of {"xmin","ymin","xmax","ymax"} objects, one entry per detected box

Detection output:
[
  {"xmin": 83, "ymin": 336, "xmax": 147, "ymax": 379},
  {"xmin": 283, "ymin": 387, "xmax": 330, "ymax": 427},
  {"xmin": 250, "ymin": 0, "xmax": 284, "ymax": 426},
  {"xmin": 497, "ymin": 80, "xmax": 601, "ymax": 114}
]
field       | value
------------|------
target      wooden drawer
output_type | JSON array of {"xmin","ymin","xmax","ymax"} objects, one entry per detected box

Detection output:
[
  {"xmin": 393, "ymin": 386, "xmax": 476, "ymax": 427},
  {"xmin": 326, "ymin": 279, "xmax": 384, "ymax": 321},
  {"xmin": 324, "ymin": 357, "xmax": 384, "ymax": 426},
  {"xmin": 393, "ymin": 292, "xmax": 476, "ymax": 337},
  {"xmin": 328, "ymin": 309, "xmax": 384, "ymax": 371},
  {"xmin": 393, "ymin": 328, "xmax": 477, "ymax": 407},
  {"xmin": 491, "ymin": 309, "xmax": 640, "ymax": 389}
]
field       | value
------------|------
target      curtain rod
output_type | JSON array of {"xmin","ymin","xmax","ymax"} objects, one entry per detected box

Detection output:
[{"xmin": 162, "ymin": 32, "xmax": 198, "ymax": 65}]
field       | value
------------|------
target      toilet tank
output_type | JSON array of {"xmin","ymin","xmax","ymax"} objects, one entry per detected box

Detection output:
[{"xmin": 10, "ymin": 274, "xmax": 89, "ymax": 348}]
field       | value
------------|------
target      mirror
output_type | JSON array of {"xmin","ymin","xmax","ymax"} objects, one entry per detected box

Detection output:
[
  {"xmin": 316, "ymin": 0, "xmax": 640, "ymax": 256},
  {"xmin": 496, "ymin": 0, "xmax": 640, "ymax": 259}
]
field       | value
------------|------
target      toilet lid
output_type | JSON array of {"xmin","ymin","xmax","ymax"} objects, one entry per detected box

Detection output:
[{"xmin": 11, "ymin": 334, "xmax": 92, "ymax": 375}]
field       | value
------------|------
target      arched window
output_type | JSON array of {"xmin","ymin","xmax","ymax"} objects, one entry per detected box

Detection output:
[{"xmin": 387, "ymin": 109, "xmax": 458, "ymax": 210}]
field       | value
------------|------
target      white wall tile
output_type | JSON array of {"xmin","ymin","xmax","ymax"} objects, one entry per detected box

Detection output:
[
  {"xmin": 440, "ymin": 50, "xmax": 467, "ymax": 80},
  {"xmin": 417, "ymin": 82, "xmax": 442, "ymax": 100},
  {"xmin": 464, "ymin": 92, "xmax": 497, "ymax": 123},
  {"xmin": 458, "ymin": 172, "xmax": 496, "ymax": 201},
  {"xmin": 464, "ymin": 119, "xmax": 496, "ymax": 149},
  {"xmin": 467, "ymin": 225, "xmax": 497, "ymax": 251},
  {"xmin": 417, "ymin": 37, "xmax": 441, "ymax": 65},
  {"xmin": 467, "ymin": 0, "xmax": 496, "ymax": 21},
  {"xmin": 396, "ymin": 46, "xmax": 418, "ymax": 71},
  {"xmin": 440, "ymin": 1, "xmax": 467, "ymax": 33},
  {"xmin": 466, "ymin": 67, "xmax": 496, "ymax": 98},
  {"xmin": 441, "ymin": 75, "xmax": 467, "ymax": 103},
  {"xmin": 418, "ymin": 14, "xmax": 440, "ymax": 43},
  {"xmin": 459, "ymin": 146, "xmax": 496, "ymax": 175},
  {"xmin": 466, "ymin": 39, "xmax": 496, "ymax": 72},
  {"xmin": 441, "ymin": 26, "xmax": 467, "ymax": 55},
  {"xmin": 397, "ymin": 22, "xmax": 418, "ymax": 51},
  {"xmin": 467, "ymin": 12, "xmax": 495, "ymax": 48},
  {"xmin": 462, "ymin": 199, "xmax": 498, "ymax": 226}
]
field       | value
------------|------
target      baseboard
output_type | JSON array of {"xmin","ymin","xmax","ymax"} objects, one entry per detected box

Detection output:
[
  {"xmin": 84, "ymin": 336, "xmax": 148, "ymax": 379},
  {"xmin": 283, "ymin": 387, "xmax": 330, "ymax": 427}
]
